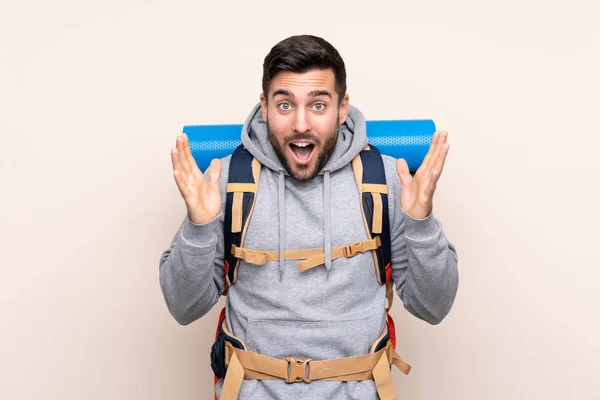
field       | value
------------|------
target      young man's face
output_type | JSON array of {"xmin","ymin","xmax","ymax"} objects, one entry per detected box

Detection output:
[{"xmin": 260, "ymin": 68, "xmax": 349, "ymax": 181}]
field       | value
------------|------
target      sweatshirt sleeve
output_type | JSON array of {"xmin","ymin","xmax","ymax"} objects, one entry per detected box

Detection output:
[
  {"xmin": 383, "ymin": 157, "xmax": 459, "ymax": 325},
  {"xmin": 158, "ymin": 158, "xmax": 229, "ymax": 326}
]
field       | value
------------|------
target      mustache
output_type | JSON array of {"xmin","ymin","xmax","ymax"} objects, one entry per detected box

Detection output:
[{"xmin": 283, "ymin": 133, "xmax": 321, "ymax": 147}]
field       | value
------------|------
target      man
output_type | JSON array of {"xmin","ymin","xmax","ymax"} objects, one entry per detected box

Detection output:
[{"xmin": 160, "ymin": 35, "xmax": 458, "ymax": 399}]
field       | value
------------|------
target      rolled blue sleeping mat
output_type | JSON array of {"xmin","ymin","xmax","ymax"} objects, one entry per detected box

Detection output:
[{"xmin": 183, "ymin": 119, "xmax": 436, "ymax": 174}]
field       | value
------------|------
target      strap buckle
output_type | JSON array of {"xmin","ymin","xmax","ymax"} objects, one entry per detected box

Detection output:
[
  {"xmin": 285, "ymin": 357, "xmax": 312, "ymax": 383},
  {"xmin": 343, "ymin": 242, "xmax": 365, "ymax": 257}
]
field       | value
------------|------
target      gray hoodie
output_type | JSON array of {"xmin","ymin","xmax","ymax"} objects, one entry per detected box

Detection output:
[{"xmin": 159, "ymin": 103, "xmax": 459, "ymax": 399}]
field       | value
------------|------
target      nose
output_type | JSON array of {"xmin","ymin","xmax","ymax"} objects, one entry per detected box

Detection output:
[{"xmin": 292, "ymin": 108, "xmax": 311, "ymax": 133}]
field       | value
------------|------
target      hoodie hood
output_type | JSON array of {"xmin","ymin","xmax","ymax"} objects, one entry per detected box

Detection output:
[{"xmin": 239, "ymin": 102, "xmax": 369, "ymax": 278}]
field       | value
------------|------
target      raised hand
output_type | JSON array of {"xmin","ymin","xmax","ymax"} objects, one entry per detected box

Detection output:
[
  {"xmin": 171, "ymin": 133, "xmax": 222, "ymax": 224},
  {"xmin": 396, "ymin": 131, "xmax": 450, "ymax": 219}
]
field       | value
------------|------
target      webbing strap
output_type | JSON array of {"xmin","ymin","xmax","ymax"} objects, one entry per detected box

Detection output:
[
  {"xmin": 221, "ymin": 351, "xmax": 244, "ymax": 400},
  {"xmin": 231, "ymin": 192, "xmax": 243, "ymax": 233},
  {"xmin": 362, "ymin": 183, "xmax": 388, "ymax": 194},
  {"xmin": 372, "ymin": 192, "xmax": 383, "ymax": 234},
  {"xmin": 220, "ymin": 341, "xmax": 410, "ymax": 400},
  {"xmin": 386, "ymin": 281, "xmax": 394, "ymax": 311},
  {"xmin": 373, "ymin": 346, "xmax": 397, "ymax": 400},
  {"xmin": 227, "ymin": 180, "xmax": 259, "ymax": 235},
  {"xmin": 226, "ymin": 183, "xmax": 257, "ymax": 193},
  {"xmin": 231, "ymin": 237, "xmax": 382, "ymax": 272},
  {"xmin": 298, "ymin": 237, "xmax": 381, "ymax": 271},
  {"xmin": 389, "ymin": 347, "xmax": 412, "ymax": 374}
]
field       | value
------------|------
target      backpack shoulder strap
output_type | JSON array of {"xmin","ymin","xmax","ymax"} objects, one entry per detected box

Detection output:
[
  {"xmin": 351, "ymin": 145, "xmax": 392, "ymax": 287},
  {"xmin": 352, "ymin": 144, "xmax": 396, "ymax": 347},
  {"xmin": 222, "ymin": 145, "xmax": 261, "ymax": 295}
]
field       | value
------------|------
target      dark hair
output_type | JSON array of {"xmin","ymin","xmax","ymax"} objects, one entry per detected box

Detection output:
[{"xmin": 262, "ymin": 35, "xmax": 347, "ymax": 104}]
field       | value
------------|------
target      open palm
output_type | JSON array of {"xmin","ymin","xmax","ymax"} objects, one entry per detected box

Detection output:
[
  {"xmin": 396, "ymin": 131, "xmax": 450, "ymax": 219},
  {"xmin": 171, "ymin": 133, "xmax": 222, "ymax": 225}
]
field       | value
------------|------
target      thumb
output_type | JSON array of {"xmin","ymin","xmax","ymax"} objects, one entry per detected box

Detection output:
[
  {"xmin": 208, "ymin": 158, "xmax": 222, "ymax": 188},
  {"xmin": 396, "ymin": 158, "xmax": 412, "ymax": 186}
]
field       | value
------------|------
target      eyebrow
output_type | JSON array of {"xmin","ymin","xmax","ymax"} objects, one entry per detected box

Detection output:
[{"xmin": 272, "ymin": 89, "xmax": 332, "ymax": 99}]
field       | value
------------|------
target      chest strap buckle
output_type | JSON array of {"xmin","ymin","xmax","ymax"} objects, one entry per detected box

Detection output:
[{"xmin": 343, "ymin": 242, "xmax": 366, "ymax": 257}]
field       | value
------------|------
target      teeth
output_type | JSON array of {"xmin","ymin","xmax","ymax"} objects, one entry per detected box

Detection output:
[{"xmin": 292, "ymin": 143, "xmax": 310, "ymax": 147}]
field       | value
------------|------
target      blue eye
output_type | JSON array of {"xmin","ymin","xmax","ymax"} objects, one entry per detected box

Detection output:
[
  {"xmin": 313, "ymin": 103, "xmax": 325, "ymax": 111},
  {"xmin": 278, "ymin": 103, "xmax": 291, "ymax": 111}
]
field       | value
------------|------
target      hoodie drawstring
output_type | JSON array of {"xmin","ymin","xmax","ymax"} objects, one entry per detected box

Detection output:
[
  {"xmin": 278, "ymin": 172, "xmax": 286, "ymax": 281},
  {"xmin": 324, "ymin": 171, "xmax": 332, "ymax": 274},
  {"xmin": 278, "ymin": 170, "xmax": 333, "ymax": 280}
]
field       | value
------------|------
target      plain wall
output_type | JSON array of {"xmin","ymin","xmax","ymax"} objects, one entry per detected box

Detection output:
[{"xmin": 1, "ymin": 0, "xmax": 599, "ymax": 398}]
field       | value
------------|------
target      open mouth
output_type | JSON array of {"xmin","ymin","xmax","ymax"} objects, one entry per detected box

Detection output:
[{"xmin": 289, "ymin": 142, "xmax": 315, "ymax": 164}]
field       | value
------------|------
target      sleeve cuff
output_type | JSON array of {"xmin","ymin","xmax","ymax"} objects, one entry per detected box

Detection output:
[
  {"xmin": 401, "ymin": 208, "xmax": 440, "ymax": 240},
  {"xmin": 180, "ymin": 212, "xmax": 221, "ymax": 248}
]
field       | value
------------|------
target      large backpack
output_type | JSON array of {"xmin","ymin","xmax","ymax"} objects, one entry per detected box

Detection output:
[{"xmin": 211, "ymin": 143, "xmax": 408, "ymax": 399}]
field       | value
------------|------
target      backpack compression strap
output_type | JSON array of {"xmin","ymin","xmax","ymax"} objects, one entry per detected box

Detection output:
[{"xmin": 223, "ymin": 145, "xmax": 261, "ymax": 295}]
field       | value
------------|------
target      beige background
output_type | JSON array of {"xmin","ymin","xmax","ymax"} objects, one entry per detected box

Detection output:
[{"xmin": 1, "ymin": 0, "xmax": 599, "ymax": 399}]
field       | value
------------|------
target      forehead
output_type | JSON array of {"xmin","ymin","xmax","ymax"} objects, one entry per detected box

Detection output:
[{"xmin": 269, "ymin": 69, "xmax": 336, "ymax": 97}]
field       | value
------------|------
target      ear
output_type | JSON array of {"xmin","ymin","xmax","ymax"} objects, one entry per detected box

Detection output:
[
  {"xmin": 260, "ymin": 93, "xmax": 268, "ymax": 122},
  {"xmin": 338, "ymin": 93, "xmax": 350, "ymax": 125}
]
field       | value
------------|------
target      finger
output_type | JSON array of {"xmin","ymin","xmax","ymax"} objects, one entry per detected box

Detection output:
[
  {"xmin": 420, "ymin": 131, "xmax": 439, "ymax": 171},
  {"xmin": 426, "ymin": 142, "xmax": 449, "ymax": 197},
  {"xmin": 426, "ymin": 131, "xmax": 448, "ymax": 170},
  {"xmin": 396, "ymin": 158, "xmax": 412, "ymax": 186},
  {"xmin": 171, "ymin": 146, "xmax": 192, "ymax": 187},
  {"xmin": 431, "ymin": 142, "xmax": 450, "ymax": 181},
  {"xmin": 208, "ymin": 158, "xmax": 222, "ymax": 187},
  {"xmin": 183, "ymin": 133, "xmax": 201, "ymax": 175},
  {"xmin": 426, "ymin": 169, "xmax": 439, "ymax": 195},
  {"xmin": 171, "ymin": 145, "xmax": 186, "ymax": 195},
  {"xmin": 173, "ymin": 167, "xmax": 191, "ymax": 199},
  {"xmin": 176, "ymin": 134, "xmax": 191, "ymax": 175},
  {"xmin": 171, "ymin": 147, "xmax": 180, "ymax": 171}
]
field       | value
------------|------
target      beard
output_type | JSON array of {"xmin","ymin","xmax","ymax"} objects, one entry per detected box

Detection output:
[{"xmin": 267, "ymin": 116, "xmax": 339, "ymax": 181}]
